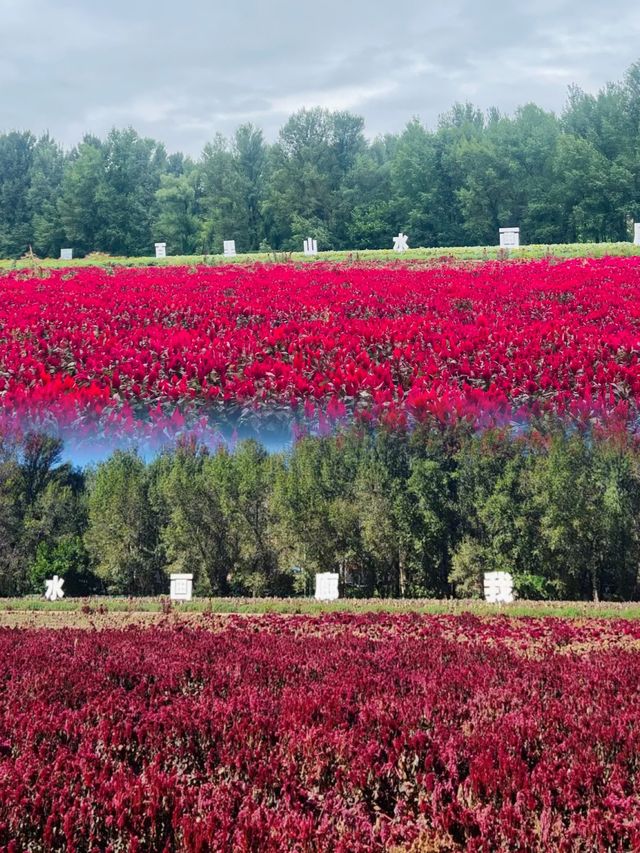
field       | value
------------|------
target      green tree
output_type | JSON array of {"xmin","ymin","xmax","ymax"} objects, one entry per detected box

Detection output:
[
  {"xmin": 85, "ymin": 451, "xmax": 164, "ymax": 594},
  {"xmin": 29, "ymin": 536, "xmax": 98, "ymax": 596},
  {"xmin": 219, "ymin": 441, "xmax": 282, "ymax": 595},
  {"xmin": 153, "ymin": 444, "xmax": 235, "ymax": 595},
  {"xmin": 28, "ymin": 135, "xmax": 66, "ymax": 256},
  {"xmin": 0, "ymin": 131, "xmax": 36, "ymax": 257},
  {"xmin": 272, "ymin": 432, "xmax": 363, "ymax": 592},
  {"xmin": 57, "ymin": 136, "xmax": 106, "ymax": 254},
  {"xmin": 152, "ymin": 173, "xmax": 200, "ymax": 255},
  {"xmin": 198, "ymin": 134, "xmax": 247, "ymax": 253},
  {"xmin": 0, "ymin": 436, "xmax": 24, "ymax": 595},
  {"xmin": 263, "ymin": 108, "xmax": 366, "ymax": 250}
]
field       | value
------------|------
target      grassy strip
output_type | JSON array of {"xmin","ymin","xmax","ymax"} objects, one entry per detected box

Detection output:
[
  {"xmin": 2, "ymin": 242, "xmax": 640, "ymax": 271},
  {"xmin": 2, "ymin": 596, "xmax": 640, "ymax": 619}
]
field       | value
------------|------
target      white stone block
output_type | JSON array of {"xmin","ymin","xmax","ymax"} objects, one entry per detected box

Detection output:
[
  {"xmin": 483, "ymin": 571, "xmax": 514, "ymax": 604},
  {"xmin": 499, "ymin": 228, "xmax": 520, "ymax": 249},
  {"xmin": 170, "ymin": 573, "xmax": 193, "ymax": 602},
  {"xmin": 60, "ymin": 248, "xmax": 73, "ymax": 261},
  {"xmin": 634, "ymin": 223, "xmax": 640, "ymax": 245},
  {"xmin": 303, "ymin": 238, "xmax": 318, "ymax": 256},
  {"xmin": 223, "ymin": 240, "xmax": 237, "ymax": 257},
  {"xmin": 44, "ymin": 575, "xmax": 64, "ymax": 602},
  {"xmin": 393, "ymin": 233, "xmax": 409, "ymax": 252},
  {"xmin": 155, "ymin": 242, "xmax": 167, "ymax": 258},
  {"xmin": 315, "ymin": 572, "xmax": 339, "ymax": 601}
]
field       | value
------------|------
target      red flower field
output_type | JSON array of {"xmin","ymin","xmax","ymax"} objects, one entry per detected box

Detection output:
[
  {"xmin": 2, "ymin": 258, "xmax": 640, "ymax": 439},
  {"xmin": 1, "ymin": 614, "xmax": 640, "ymax": 851}
]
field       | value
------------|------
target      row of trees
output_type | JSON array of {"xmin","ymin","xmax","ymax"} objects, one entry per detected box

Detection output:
[
  {"xmin": 2, "ymin": 425, "xmax": 640, "ymax": 601},
  {"xmin": 3, "ymin": 61, "xmax": 640, "ymax": 257}
]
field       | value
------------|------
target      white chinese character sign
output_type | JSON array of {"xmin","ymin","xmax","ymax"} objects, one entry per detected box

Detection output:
[
  {"xmin": 155, "ymin": 242, "xmax": 167, "ymax": 258},
  {"xmin": 303, "ymin": 238, "xmax": 318, "ymax": 256},
  {"xmin": 170, "ymin": 573, "xmax": 193, "ymax": 602},
  {"xmin": 44, "ymin": 575, "xmax": 64, "ymax": 602},
  {"xmin": 393, "ymin": 233, "xmax": 409, "ymax": 252},
  {"xmin": 223, "ymin": 240, "xmax": 237, "ymax": 258},
  {"xmin": 60, "ymin": 249, "xmax": 73, "ymax": 261},
  {"xmin": 315, "ymin": 572, "xmax": 339, "ymax": 601},
  {"xmin": 499, "ymin": 228, "xmax": 520, "ymax": 249},
  {"xmin": 483, "ymin": 571, "xmax": 515, "ymax": 604},
  {"xmin": 634, "ymin": 223, "xmax": 640, "ymax": 245}
]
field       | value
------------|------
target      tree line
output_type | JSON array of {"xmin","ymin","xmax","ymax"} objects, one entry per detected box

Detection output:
[
  {"xmin": 2, "ymin": 424, "xmax": 640, "ymax": 601},
  {"xmin": 3, "ymin": 61, "xmax": 640, "ymax": 258}
]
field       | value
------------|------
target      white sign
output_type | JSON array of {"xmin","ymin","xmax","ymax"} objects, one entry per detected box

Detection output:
[
  {"xmin": 170, "ymin": 573, "xmax": 193, "ymax": 602},
  {"xmin": 60, "ymin": 249, "xmax": 73, "ymax": 261},
  {"xmin": 223, "ymin": 240, "xmax": 237, "ymax": 257},
  {"xmin": 315, "ymin": 572, "xmax": 339, "ymax": 601},
  {"xmin": 303, "ymin": 238, "xmax": 318, "ymax": 256},
  {"xmin": 499, "ymin": 228, "xmax": 520, "ymax": 249},
  {"xmin": 44, "ymin": 575, "xmax": 65, "ymax": 602},
  {"xmin": 483, "ymin": 571, "xmax": 514, "ymax": 604},
  {"xmin": 155, "ymin": 242, "xmax": 167, "ymax": 258},
  {"xmin": 634, "ymin": 223, "xmax": 640, "ymax": 245},
  {"xmin": 393, "ymin": 233, "xmax": 409, "ymax": 252}
]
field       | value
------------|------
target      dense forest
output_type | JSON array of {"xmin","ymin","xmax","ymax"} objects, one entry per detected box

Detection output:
[
  {"xmin": 3, "ymin": 62, "xmax": 640, "ymax": 257},
  {"xmin": 2, "ymin": 424, "xmax": 640, "ymax": 601}
]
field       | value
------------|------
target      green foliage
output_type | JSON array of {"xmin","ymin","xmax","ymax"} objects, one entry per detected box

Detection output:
[
  {"xmin": 152, "ymin": 173, "xmax": 199, "ymax": 255},
  {"xmin": 449, "ymin": 538, "xmax": 486, "ymax": 598},
  {"xmin": 197, "ymin": 125, "xmax": 267, "ymax": 253},
  {"xmin": 513, "ymin": 573, "xmax": 559, "ymax": 601},
  {"xmin": 29, "ymin": 536, "xmax": 99, "ymax": 596},
  {"xmin": 0, "ymin": 433, "xmax": 86, "ymax": 595},
  {"xmin": 0, "ymin": 131, "xmax": 36, "ymax": 257},
  {"xmin": 85, "ymin": 451, "xmax": 165, "ymax": 594}
]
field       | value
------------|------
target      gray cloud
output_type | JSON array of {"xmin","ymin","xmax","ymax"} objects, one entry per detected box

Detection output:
[{"xmin": 1, "ymin": 0, "xmax": 639, "ymax": 154}]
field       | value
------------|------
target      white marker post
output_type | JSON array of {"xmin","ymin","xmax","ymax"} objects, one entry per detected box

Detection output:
[
  {"xmin": 483, "ymin": 572, "xmax": 514, "ymax": 604},
  {"xmin": 315, "ymin": 572, "xmax": 339, "ymax": 601},
  {"xmin": 303, "ymin": 238, "xmax": 318, "ymax": 256},
  {"xmin": 60, "ymin": 249, "xmax": 73, "ymax": 261},
  {"xmin": 155, "ymin": 242, "xmax": 167, "ymax": 258},
  {"xmin": 499, "ymin": 228, "xmax": 520, "ymax": 249},
  {"xmin": 170, "ymin": 573, "xmax": 193, "ymax": 602},
  {"xmin": 223, "ymin": 240, "xmax": 237, "ymax": 258},
  {"xmin": 393, "ymin": 233, "xmax": 409, "ymax": 252},
  {"xmin": 44, "ymin": 575, "xmax": 65, "ymax": 602},
  {"xmin": 634, "ymin": 223, "xmax": 640, "ymax": 245}
]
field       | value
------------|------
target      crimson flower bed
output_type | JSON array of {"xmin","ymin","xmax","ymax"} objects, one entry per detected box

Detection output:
[
  {"xmin": 3, "ymin": 258, "xmax": 640, "ymax": 440},
  {"xmin": 1, "ymin": 614, "xmax": 640, "ymax": 850}
]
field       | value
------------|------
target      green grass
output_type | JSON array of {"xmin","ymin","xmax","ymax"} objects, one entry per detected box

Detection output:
[
  {"xmin": 2, "ymin": 596, "xmax": 640, "ymax": 619},
  {"xmin": 2, "ymin": 242, "xmax": 640, "ymax": 271}
]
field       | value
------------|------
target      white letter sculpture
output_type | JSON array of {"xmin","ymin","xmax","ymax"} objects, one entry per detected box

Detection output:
[
  {"xmin": 170, "ymin": 573, "xmax": 193, "ymax": 602},
  {"xmin": 499, "ymin": 228, "xmax": 520, "ymax": 249},
  {"xmin": 315, "ymin": 572, "xmax": 339, "ymax": 601},
  {"xmin": 483, "ymin": 571, "xmax": 514, "ymax": 604},
  {"xmin": 634, "ymin": 223, "xmax": 640, "ymax": 246},
  {"xmin": 393, "ymin": 233, "xmax": 409, "ymax": 252},
  {"xmin": 44, "ymin": 575, "xmax": 65, "ymax": 602},
  {"xmin": 155, "ymin": 242, "xmax": 167, "ymax": 258},
  {"xmin": 303, "ymin": 238, "xmax": 318, "ymax": 256},
  {"xmin": 223, "ymin": 240, "xmax": 237, "ymax": 258}
]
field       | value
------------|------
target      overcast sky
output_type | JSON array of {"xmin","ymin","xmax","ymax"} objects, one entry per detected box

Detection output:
[{"xmin": 1, "ymin": 0, "xmax": 639, "ymax": 155}]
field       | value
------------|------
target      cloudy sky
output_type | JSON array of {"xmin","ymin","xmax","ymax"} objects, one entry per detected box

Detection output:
[{"xmin": 1, "ymin": 0, "xmax": 639, "ymax": 154}]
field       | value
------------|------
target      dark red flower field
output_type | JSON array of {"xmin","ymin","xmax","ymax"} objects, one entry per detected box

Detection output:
[
  {"xmin": 1, "ymin": 614, "xmax": 640, "ymax": 851},
  {"xmin": 3, "ymin": 258, "xmax": 640, "ymax": 439}
]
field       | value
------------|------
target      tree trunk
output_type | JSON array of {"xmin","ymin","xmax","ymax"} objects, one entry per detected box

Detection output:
[
  {"xmin": 398, "ymin": 548, "xmax": 407, "ymax": 598},
  {"xmin": 592, "ymin": 566, "xmax": 600, "ymax": 603}
]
